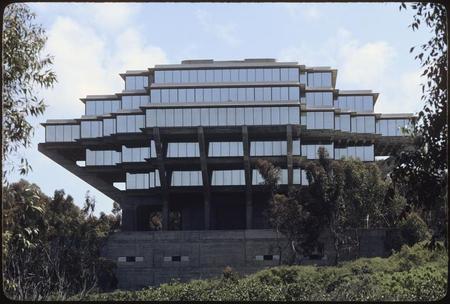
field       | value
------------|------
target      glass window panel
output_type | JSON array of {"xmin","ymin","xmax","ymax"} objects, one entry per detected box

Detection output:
[
  {"xmin": 189, "ymin": 70, "xmax": 197, "ymax": 83},
  {"xmin": 165, "ymin": 71, "xmax": 173, "ymax": 83},
  {"xmin": 238, "ymin": 69, "xmax": 247, "ymax": 82},
  {"xmin": 246, "ymin": 87, "xmax": 254, "ymax": 101},
  {"xmin": 136, "ymin": 77, "xmax": 145, "ymax": 90},
  {"xmin": 125, "ymin": 76, "xmax": 135, "ymax": 90},
  {"xmin": 222, "ymin": 142, "xmax": 230, "ymax": 156},
  {"xmin": 281, "ymin": 107, "xmax": 289, "ymax": 124},
  {"xmin": 227, "ymin": 107, "xmax": 236, "ymax": 125},
  {"xmin": 262, "ymin": 107, "xmax": 271, "ymax": 124},
  {"xmin": 103, "ymin": 101, "xmax": 112, "ymax": 114},
  {"xmin": 165, "ymin": 109, "xmax": 174, "ymax": 126},
  {"xmin": 126, "ymin": 115, "xmax": 135, "ymax": 132},
  {"xmin": 236, "ymin": 107, "xmax": 244, "ymax": 125},
  {"xmin": 112, "ymin": 100, "xmax": 120, "ymax": 112},
  {"xmin": 181, "ymin": 70, "xmax": 189, "ymax": 83},
  {"xmin": 347, "ymin": 96, "xmax": 356, "ymax": 111},
  {"xmin": 363, "ymin": 96, "xmax": 373, "ymax": 112},
  {"xmin": 86, "ymin": 102, "xmax": 95, "ymax": 115},
  {"xmin": 335, "ymin": 116, "xmax": 341, "ymax": 130},
  {"xmin": 342, "ymin": 115, "xmax": 350, "ymax": 132},
  {"xmin": 272, "ymin": 87, "xmax": 281, "ymax": 100},
  {"xmin": 195, "ymin": 88, "xmax": 204, "ymax": 102},
  {"xmin": 289, "ymin": 87, "xmax": 299, "ymax": 100},
  {"xmin": 186, "ymin": 89, "xmax": 195, "ymax": 102},
  {"xmin": 255, "ymin": 69, "xmax": 264, "ymax": 81},
  {"xmin": 218, "ymin": 108, "xmax": 227, "ymax": 126},
  {"xmin": 245, "ymin": 107, "xmax": 254, "ymax": 125},
  {"xmin": 247, "ymin": 69, "xmax": 256, "ymax": 82},
  {"xmin": 45, "ymin": 126, "xmax": 56, "ymax": 142},
  {"xmin": 155, "ymin": 109, "xmax": 165, "ymax": 127},
  {"xmin": 229, "ymin": 88, "xmax": 238, "ymax": 101},
  {"xmin": 254, "ymin": 107, "xmax": 262, "ymax": 125},
  {"xmin": 271, "ymin": 107, "xmax": 280, "ymax": 124},
  {"xmin": 272, "ymin": 68, "xmax": 280, "ymax": 81},
  {"xmin": 214, "ymin": 69, "xmax": 222, "ymax": 82},
  {"xmin": 356, "ymin": 146, "xmax": 364, "ymax": 160},
  {"xmin": 263, "ymin": 87, "xmax": 271, "ymax": 101},
  {"xmin": 222, "ymin": 69, "xmax": 231, "ymax": 82},
  {"xmin": 365, "ymin": 116, "xmax": 375, "ymax": 133},
  {"xmin": 322, "ymin": 72, "xmax": 332, "ymax": 87},
  {"xmin": 201, "ymin": 108, "xmax": 209, "ymax": 126},
  {"xmin": 161, "ymin": 89, "xmax": 169, "ymax": 103},
  {"xmin": 230, "ymin": 69, "xmax": 239, "ymax": 82},
  {"xmin": 72, "ymin": 125, "xmax": 80, "ymax": 140},
  {"xmin": 209, "ymin": 107, "xmax": 218, "ymax": 126},
  {"xmin": 288, "ymin": 68, "xmax": 298, "ymax": 81},
  {"xmin": 356, "ymin": 116, "xmax": 365, "ymax": 133},
  {"xmin": 316, "ymin": 112, "xmax": 324, "ymax": 128},
  {"xmin": 220, "ymin": 88, "xmax": 229, "ymax": 102},
  {"xmin": 355, "ymin": 96, "xmax": 363, "ymax": 112},
  {"xmin": 54, "ymin": 126, "xmax": 64, "ymax": 141},
  {"xmin": 280, "ymin": 68, "xmax": 289, "ymax": 81},
  {"xmin": 169, "ymin": 89, "xmax": 178, "ymax": 103},
  {"xmin": 182, "ymin": 108, "xmax": 191, "ymax": 126},
  {"xmin": 192, "ymin": 109, "xmax": 200, "ymax": 127},
  {"xmin": 204, "ymin": 88, "xmax": 212, "ymax": 102},
  {"xmin": 174, "ymin": 109, "xmax": 183, "ymax": 126},
  {"xmin": 155, "ymin": 71, "xmax": 164, "ymax": 83},
  {"xmin": 63, "ymin": 125, "xmax": 71, "ymax": 141},
  {"xmin": 197, "ymin": 70, "xmax": 206, "ymax": 82},
  {"xmin": 307, "ymin": 73, "xmax": 314, "ymax": 87},
  {"xmin": 212, "ymin": 88, "xmax": 221, "ymax": 102},
  {"xmin": 255, "ymin": 88, "xmax": 263, "ymax": 101},
  {"xmin": 324, "ymin": 112, "xmax": 334, "ymax": 129},
  {"xmin": 224, "ymin": 170, "xmax": 232, "ymax": 185},
  {"xmin": 273, "ymin": 141, "xmax": 281, "ymax": 155},
  {"xmin": 306, "ymin": 112, "xmax": 315, "ymax": 129},
  {"xmin": 238, "ymin": 88, "xmax": 246, "ymax": 101},
  {"xmin": 263, "ymin": 68, "xmax": 272, "ymax": 81},
  {"xmin": 387, "ymin": 119, "xmax": 395, "ymax": 136},
  {"xmin": 172, "ymin": 70, "xmax": 181, "ymax": 83},
  {"xmin": 151, "ymin": 89, "xmax": 161, "ymax": 103},
  {"xmin": 323, "ymin": 92, "xmax": 333, "ymax": 106},
  {"xmin": 314, "ymin": 73, "xmax": 321, "ymax": 87},
  {"xmin": 280, "ymin": 87, "xmax": 289, "ymax": 100}
]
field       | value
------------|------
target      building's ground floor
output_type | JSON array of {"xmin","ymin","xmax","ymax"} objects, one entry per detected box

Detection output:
[
  {"xmin": 121, "ymin": 191, "xmax": 273, "ymax": 231},
  {"xmin": 103, "ymin": 229, "xmax": 393, "ymax": 289}
]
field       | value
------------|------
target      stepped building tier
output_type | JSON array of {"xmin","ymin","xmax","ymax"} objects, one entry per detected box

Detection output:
[{"xmin": 39, "ymin": 58, "xmax": 414, "ymax": 231}]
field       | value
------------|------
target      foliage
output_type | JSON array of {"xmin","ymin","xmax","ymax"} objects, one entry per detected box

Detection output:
[
  {"xmin": 394, "ymin": 3, "xmax": 448, "ymax": 243},
  {"xmin": 2, "ymin": 179, "xmax": 119, "ymax": 300},
  {"xmin": 258, "ymin": 149, "xmax": 406, "ymax": 265},
  {"xmin": 2, "ymin": 3, "xmax": 57, "ymax": 178},
  {"xmin": 398, "ymin": 211, "xmax": 430, "ymax": 247},
  {"xmin": 77, "ymin": 241, "xmax": 447, "ymax": 301}
]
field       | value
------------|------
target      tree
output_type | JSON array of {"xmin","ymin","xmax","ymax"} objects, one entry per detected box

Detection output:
[
  {"xmin": 2, "ymin": 180, "xmax": 118, "ymax": 300},
  {"xmin": 2, "ymin": 3, "xmax": 57, "ymax": 179},
  {"xmin": 394, "ymin": 3, "xmax": 447, "ymax": 246}
]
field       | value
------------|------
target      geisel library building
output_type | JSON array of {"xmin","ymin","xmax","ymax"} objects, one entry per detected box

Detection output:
[{"xmin": 39, "ymin": 59, "xmax": 414, "ymax": 289}]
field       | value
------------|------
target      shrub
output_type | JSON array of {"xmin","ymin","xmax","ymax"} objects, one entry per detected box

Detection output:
[{"xmin": 399, "ymin": 212, "xmax": 430, "ymax": 246}]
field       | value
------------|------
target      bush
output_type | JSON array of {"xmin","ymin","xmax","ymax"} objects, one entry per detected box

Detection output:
[{"xmin": 399, "ymin": 212, "xmax": 430, "ymax": 246}]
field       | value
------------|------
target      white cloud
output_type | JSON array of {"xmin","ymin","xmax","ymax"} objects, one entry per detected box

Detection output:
[
  {"xmin": 12, "ymin": 4, "xmax": 169, "ymax": 215},
  {"xmin": 195, "ymin": 9, "xmax": 240, "ymax": 47},
  {"xmin": 284, "ymin": 3, "xmax": 321, "ymax": 20},
  {"xmin": 279, "ymin": 27, "xmax": 422, "ymax": 115}
]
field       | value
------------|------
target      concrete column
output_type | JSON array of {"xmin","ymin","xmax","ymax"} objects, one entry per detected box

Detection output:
[
  {"xmin": 121, "ymin": 204, "xmax": 137, "ymax": 231},
  {"xmin": 287, "ymin": 125, "xmax": 293, "ymax": 188},
  {"xmin": 153, "ymin": 128, "xmax": 169, "ymax": 230},
  {"xmin": 197, "ymin": 127, "xmax": 211, "ymax": 230},
  {"xmin": 242, "ymin": 126, "xmax": 253, "ymax": 229}
]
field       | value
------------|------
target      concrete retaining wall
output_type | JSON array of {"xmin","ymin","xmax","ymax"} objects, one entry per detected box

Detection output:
[{"xmin": 103, "ymin": 228, "xmax": 392, "ymax": 290}]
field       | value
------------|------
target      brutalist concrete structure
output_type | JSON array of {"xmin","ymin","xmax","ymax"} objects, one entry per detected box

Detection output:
[{"xmin": 39, "ymin": 59, "xmax": 414, "ymax": 289}]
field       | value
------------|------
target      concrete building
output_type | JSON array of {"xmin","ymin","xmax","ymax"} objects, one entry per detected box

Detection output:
[{"xmin": 39, "ymin": 59, "xmax": 414, "ymax": 288}]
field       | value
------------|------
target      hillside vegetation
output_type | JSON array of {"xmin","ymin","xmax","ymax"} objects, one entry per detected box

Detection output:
[{"xmin": 75, "ymin": 242, "xmax": 447, "ymax": 301}]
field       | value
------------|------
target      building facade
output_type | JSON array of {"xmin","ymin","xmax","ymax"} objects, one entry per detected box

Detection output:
[{"xmin": 39, "ymin": 59, "xmax": 414, "ymax": 287}]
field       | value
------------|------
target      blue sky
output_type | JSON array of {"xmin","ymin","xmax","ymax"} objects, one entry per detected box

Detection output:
[{"xmin": 6, "ymin": 2, "xmax": 431, "ymax": 215}]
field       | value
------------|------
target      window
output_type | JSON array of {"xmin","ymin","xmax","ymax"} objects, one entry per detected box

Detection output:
[{"xmin": 211, "ymin": 170, "xmax": 245, "ymax": 185}]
